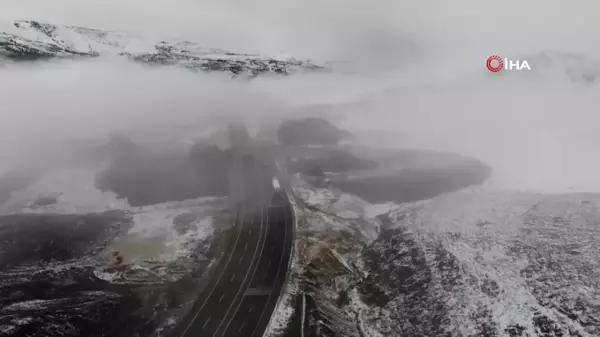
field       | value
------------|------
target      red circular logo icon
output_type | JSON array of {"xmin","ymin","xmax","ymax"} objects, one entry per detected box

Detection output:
[{"xmin": 486, "ymin": 55, "xmax": 503, "ymax": 72}]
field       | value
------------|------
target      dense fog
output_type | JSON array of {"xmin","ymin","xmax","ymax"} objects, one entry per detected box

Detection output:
[{"xmin": 1, "ymin": 0, "xmax": 600, "ymax": 192}]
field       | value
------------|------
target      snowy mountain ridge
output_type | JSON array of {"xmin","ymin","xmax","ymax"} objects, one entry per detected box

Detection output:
[{"xmin": 0, "ymin": 20, "xmax": 327, "ymax": 77}]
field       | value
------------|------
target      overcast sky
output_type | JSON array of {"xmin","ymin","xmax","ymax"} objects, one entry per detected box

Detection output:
[{"xmin": 1, "ymin": 0, "xmax": 600, "ymax": 192}]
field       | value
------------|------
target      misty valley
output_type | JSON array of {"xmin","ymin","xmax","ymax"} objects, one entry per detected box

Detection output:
[
  {"xmin": 0, "ymin": 116, "xmax": 496, "ymax": 336},
  {"xmin": 2, "ymin": 8, "xmax": 600, "ymax": 337}
]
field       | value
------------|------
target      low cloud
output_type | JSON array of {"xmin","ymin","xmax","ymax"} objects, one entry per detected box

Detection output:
[{"xmin": 1, "ymin": 0, "xmax": 600, "ymax": 192}]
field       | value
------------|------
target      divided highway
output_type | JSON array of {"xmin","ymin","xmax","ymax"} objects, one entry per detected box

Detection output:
[{"xmin": 173, "ymin": 126, "xmax": 294, "ymax": 337}]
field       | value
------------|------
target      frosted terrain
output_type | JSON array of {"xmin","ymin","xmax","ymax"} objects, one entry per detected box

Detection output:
[
  {"xmin": 280, "ymin": 177, "xmax": 600, "ymax": 337},
  {"xmin": 2, "ymin": 1, "xmax": 600, "ymax": 336}
]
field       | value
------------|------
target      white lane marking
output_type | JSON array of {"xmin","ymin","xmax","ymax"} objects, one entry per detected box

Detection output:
[
  {"xmin": 244, "ymin": 242, "xmax": 248, "ymax": 251},
  {"xmin": 250, "ymin": 206, "xmax": 291, "ymax": 337},
  {"xmin": 215, "ymin": 206, "xmax": 269, "ymax": 337},
  {"xmin": 219, "ymin": 293, "xmax": 225, "ymax": 304},
  {"xmin": 230, "ymin": 274, "xmax": 235, "ymax": 283},
  {"xmin": 202, "ymin": 316, "xmax": 211, "ymax": 329},
  {"xmin": 249, "ymin": 229, "xmax": 252, "ymax": 236},
  {"xmin": 237, "ymin": 321, "xmax": 246, "ymax": 332},
  {"xmin": 239, "ymin": 256, "xmax": 244, "ymax": 264},
  {"xmin": 248, "ymin": 304, "xmax": 254, "ymax": 313},
  {"xmin": 179, "ymin": 210, "xmax": 246, "ymax": 337}
]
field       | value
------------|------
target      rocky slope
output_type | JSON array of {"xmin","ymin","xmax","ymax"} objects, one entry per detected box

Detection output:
[
  {"xmin": 0, "ymin": 20, "xmax": 327, "ymax": 77},
  {"xmin": 276, "ymin": 178, "xmax": 600, "ymax": 337}
]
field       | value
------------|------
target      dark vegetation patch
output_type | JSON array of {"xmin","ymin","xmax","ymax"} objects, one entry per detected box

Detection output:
[
  {"xmin": 330, "ymin": 164, "xmax": 490, "ymax": 204},
  {"xmin": 29, "ymin": 193, "xmax": 62, "ymax": 208},
  {"xmin": 289, "ymin": 149, "xmax": 378, "ymax": 175},
  {"xmin": 276, "ymin": 118, "xmax": 491, "ymax": 204},
  {"xmin": 277, "ymin": 118, "xmax": 347, "ymax": 146},
  {"xmin": 336, "ymin": 288, "xmax": 350, "ymax": 308},
  {"xmin": 95, "ymin": 135, "xmax": 231, "ymax": 206},
  {"xmin": 0, "ymin": 211, "xmax": 130, "ymax": 269}
]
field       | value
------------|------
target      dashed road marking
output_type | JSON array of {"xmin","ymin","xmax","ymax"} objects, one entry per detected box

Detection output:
[
  {"xmin": 178, "ymin": 209, "xmax": 246, "ymax": 337},
  {"xmin": 249, "ymin": 204, "xmax": 291, "ymax": 337},
  {"xmin": 202, "ymin": 316, "xmax": 211, "ymax": 329},
  {"xmin": 216, "ymin": 206, "xmax": 269, "ymax": 337}
]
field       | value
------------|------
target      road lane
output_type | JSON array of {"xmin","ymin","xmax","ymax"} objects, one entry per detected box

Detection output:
[
  {"xmin": 175, "ymin": 201, "xmax": 293, "ymax": 337},
  {"xmin": 177, "ymin": 208, "xmax": 265, "ymax": 337},
  {"xmin": 175, "ymin": 135, "xmax": 294, "ymax": 337},
  {"xmin": 249, "ymin": 203, "xmax": 294, "ymax": 337},
  {"xmin": 224, "ymin": 297, "xmax": 269, "ymax": 337},
  {"xmin": 220, "ymin": 196, "xmax": 294, "ymax": 337},
  {"xmin": 212, "ymin": 205, "xmax": 269, "ymax": 337}
]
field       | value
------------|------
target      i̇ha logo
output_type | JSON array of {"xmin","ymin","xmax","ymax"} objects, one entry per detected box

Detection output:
[{"xmin": 486, "ymin": 55, "xmax": 531, "ymax": 72}]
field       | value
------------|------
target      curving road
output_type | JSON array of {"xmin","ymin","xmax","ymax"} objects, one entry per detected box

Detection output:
[{"xmin": 173, "ymin": 133, "xmax": 294, "ymax": 337}]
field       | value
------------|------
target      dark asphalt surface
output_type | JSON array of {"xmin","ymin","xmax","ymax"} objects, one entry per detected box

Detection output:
[
  {"xmin": 222, "ymin": 197, "xmax": 293, "ymax": 337},
  {"xmin": 175, "ymin": 144, "xmax": 294, "ymax": 337}
]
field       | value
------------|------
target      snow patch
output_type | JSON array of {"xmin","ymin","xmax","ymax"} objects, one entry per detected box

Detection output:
[
  {"xmin": 348, "ymin": 289, "xmax": 384, "ymax": 337},
  {"xmin": 264, "ymin": 286, "xmax": 296, "ymax": 337},
  {"xmin": 0, "ymin": 165, "xmax": 128, "ymax": 214},
  {"xmin": 294, "ymin": 180, "xmax": 380, "ymax": 242},
  {"xmin": 127, "ymin": 199, "xmax": 217, "ymax": 261},
  {"xmin": 93, "ymin": 198, "xmax": 221, "ymax": 284}
]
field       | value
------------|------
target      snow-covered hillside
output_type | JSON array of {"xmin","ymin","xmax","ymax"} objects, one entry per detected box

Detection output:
[
  {"xmin": 0, "ymin": 20, "xmax": 327, "ymax": 78},
  {"xmin": 281, "ymin": 177, "xmax": 600, "ymax": 337}
]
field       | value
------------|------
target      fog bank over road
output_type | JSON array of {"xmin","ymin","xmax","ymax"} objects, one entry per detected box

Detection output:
[{"xmin": 2, "ymin": 0, "xmax": 600, "ymax": 193}]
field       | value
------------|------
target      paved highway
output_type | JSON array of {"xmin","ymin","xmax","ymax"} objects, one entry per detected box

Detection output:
[{"xmin": 173, "ymin": 137, "xmax": 294, "ymax": 337}]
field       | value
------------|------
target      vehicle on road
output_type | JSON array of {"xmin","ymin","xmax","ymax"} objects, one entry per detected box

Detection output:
[{"xmin": 272, "ymin": 177, "xmax": 281, "ymax": 190}]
